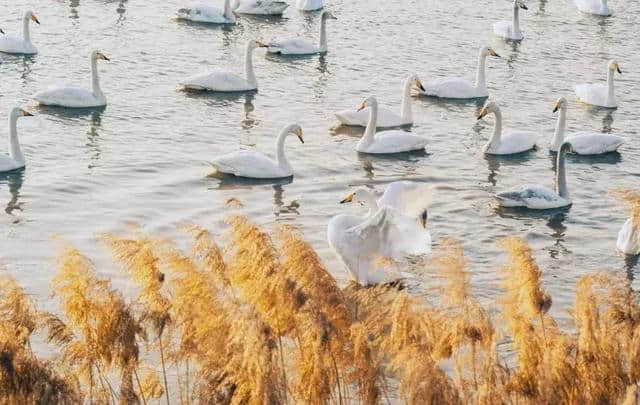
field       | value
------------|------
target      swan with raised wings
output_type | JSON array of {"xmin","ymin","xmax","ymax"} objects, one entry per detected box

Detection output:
[
  {"xmin": 212, "ymin": 124, "xmax": 303, "ymax": 178},
  {"xmin": 233, "ymin": 0, "xmax": 289, "ymax": 15},
  {"xmin": 419, "ymin": 46, "xmax": 500, "ymax": 99},
  {"xmin": 182, "ymin": 40, "xmax": 267, "ymax": 92},
  {"xmin": 494, "ymin": 0, "xmax": 527, "ymax": 41},
  {"xmin": 496, "ymin": 142, "xmax": 573, "ymax": 209},
  {"xmin": 477, "ymin": 101, "xmax": 537, "ymax": 155},
  {"xmin": 34, "ymin": 51, "xmax": 110, "ymax": 108},
  {"xmin": 0, "ymin": 107, "xmax": 33, "ymax": 173},
  {"xmin": 335, "ymin": 75, "xmax": 424, "ymax": 127},
  {"xmin": 550, "ymin": 97, "xmax": 623, "ymax": 154},
  {"xmin": 576, "ymin": 60, "xmax": 621, "ymax": 108},
  {"xmin": 296, "ymin": 0, "xmax": 324, "ymax": 11},
  {"xmin": 0, "ymin": 10, "xmax": 40, "ymax": 55},
  {"xmin": 355, "ymin": 96, "xmax": 427, "ymax": 154},
  {"xmin": 575, "ymin": 0, "xmax": 612, "ymax": 16},
  {"xmin": 267, "ymin": 10, "xmax": 337, "ymax": 55},
  {"xmin": 177, "ymin": 0, "xmax": 236, "ymax": 24}
]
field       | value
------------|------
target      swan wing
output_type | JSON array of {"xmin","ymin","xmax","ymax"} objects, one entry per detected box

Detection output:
[
  {"xmin": 360, "ymin": 131, "xmax": 427, "ymax": 154},
  {"xmin": 490, "ymin": 130, "xmax": 537, "ymax": 154},
  {"xmin": 296, "ymin": 0, "xmax": 325, "ymax": 11},
  {"xmin": 182, "ymin": 71, "xmax": 254, "ymax": 92},
  {"xmin": 236, "ymin": 0, "xmax": 289, "ymax": 14},
  {"xmin": 493, "ymin": 21, "xmax": 514, "ymax": 38},
  {"xmin": 496, "ymin": 184, "xmax": 568, "ymax": 209},
  {"xmin": 267, "ymin": 39, "xmax": 318, "ymax": 55},
  {"xmin": 335, "ymin": 106, "xmax": 404, "ymax": 127},
  {"xmin": 422, "ymin": 77, "xmax": 481, "ymax": 99},
  {"xmin": 0, "ymin": 155, "xmax": 24, "ymax": 173},
  {"xmin": 567, "ymin": 132, "xmax": 624, "ymax": 155},
  {"xmin": 378, "ymin": 181, "xmax": 433, "ymax": 218},
  {"xmin": 212, "ymin": 151, "xmax": 288, "ymax": 178},
  {"xmin": 177, "ymin": 4, "xmax": 230, "ymax": 23},
  {"xmin": 575, "ymin": 84, "xmax": 612, "ymax": 107},
  {"xmin": 617, "ymin": 219, "xmax": 640, "ymax": 255},
  {"xmin": 0, "ymin": 34, "xmax": 36, "ymax": 54},
  {"xmin": 34, "ymin": 86, "xmax": 104, "ymax": 108}
]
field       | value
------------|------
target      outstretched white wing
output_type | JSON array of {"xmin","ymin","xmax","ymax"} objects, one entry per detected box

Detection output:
[{"xmin": 378, "ymin": 181, "xmax": 434, "ymax": 218}]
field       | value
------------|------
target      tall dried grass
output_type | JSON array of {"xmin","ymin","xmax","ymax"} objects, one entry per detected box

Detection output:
[{"xmin": 1, "ymin": 216, "xmax": 639, "ymax": 404}]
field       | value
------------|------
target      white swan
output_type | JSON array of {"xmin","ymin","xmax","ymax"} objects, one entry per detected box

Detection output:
[
  {"xmin": 618, "ymin": 219, "xmax": 639, "ymax": 255},
  {"xmin": 233, "ymin": 0, "xmax": 289, "ymax": 15},
  {"xmin": 296, "ymin": 0, "xmax": 324, "ymax": 11},
  {"xmin": 355, "ymin": 96, "xmax": 427, "ymax": 154},
  {"xmin": 550, "ymin": 97, "xmax": 623, "ymax": 154},
  {"xmin": 494, "ymin": 0, "xmax": 527, "ymax": 41},
  {"xmin": 496, "ymin": 142, "xmax": 573, "ymax": 209},
  {"xmin": 176, "ymin": 0, "xmax": 236, "ymax": 24},
  {"xmin": 419, "ymin": 46, "xmax": 500, "ymax": 99},
  {"xmin": 267, "ymin": 11, "xmax": 337, "ymax": 55},
  {"xmin": 0, "ymin": 107, "xmax": 33, "ymax": 173},
  {"xmin": 182, "ymin": 40, "xmax": 267, "ymax": 92},
  {"xmin": 575, "ymin": 0, "xmax": 612, "ymax": 16},
  {"xmin": 34, "ymin": 51, "xmax": 110, "ymax": 108},
  {"xmin": 328, "ymin": 184, "xmax": 432, "ymax": 286},
  {"xmin": 575, "ymin": 60, "xmax": 621, "ymax": 108},
  {"xmin": 335, "ymin": 75, "xmax": 424, "ymax": 128},
  {"xmin": 212, "ymin": 124, "xmax": 303, "ymax": 178},
  {"xmin": 0, "ymin": 11, "xmax": 40, "ymax": 55},
  {"xmin": 477, "ymin": 101, "xmax": 537, "ymax": 155}
]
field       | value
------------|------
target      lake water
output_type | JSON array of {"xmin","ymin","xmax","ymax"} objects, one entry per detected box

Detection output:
[{"xmin": 0, "ymin": 0, "xmax": 639, "ymax": 322}]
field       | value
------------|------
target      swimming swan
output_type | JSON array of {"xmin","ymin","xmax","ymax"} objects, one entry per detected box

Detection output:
[
  {"xmin": 0, "ymin": 10, "xmax": 40, "ymax": 55},
  {"xmin": 494, "ymin": 0, "xmax": 527, "ymax": 41},
  {"xmin": 182, "ymin": 40, "xmax": 267, "ymax": 92},
  {"xmin": 575, "ymin": 0, "xmax": 612, "ymax": 16},
  {"xmin": 477, "ymin": 101, "xmax": 537, "ymax": 155},
  {"xmin": 0, "ymin": 107, "xmax": 33, "ymax": 173},
  {"xmin": 267, "ymin": 11, "xmax": 337, "ymax": 55},
  {"xmin": 419, "ymin": 46, "xmax": 501, "ymax": 99},
  {"xmin": 355, "ymin": 96, "xmax": 428, "ymax": 154},
  {"xmin": 618, "ymin": 219, "xmax": 639, "ymax": 255},
  {"xmin": 496, "ymin": 142, "xmax": 573, "ymax": 209},
  {"xmin": 575, "ymin": 60, "xmax": 621, "ymax": 108},
  {"xmin": 233, "ymin": 0, "xmax": 289, "ymax": 15},
  {"xmin": 212, "ymin": 124, "xmax": 304, "ymax": 178},
  {"xmin": 335, "ymin": 75, "xmax": 425, "ymax": 127},
  {"xmin": 296, "ymin": 0, "xmax": 324, "ymax": 11},
  {"xmin": 34, "ymin": 50, "xmax": 110, "ymax": 108},
  {"xmin": 551, "ymin": 97, "xmax": 623, "ymax": 154},
  {"xmin": 177, "ymin": 0, "xmax": 236, "ymax": 24}
]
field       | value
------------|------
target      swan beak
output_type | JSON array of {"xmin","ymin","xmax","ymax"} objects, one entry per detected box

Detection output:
[
  {"xmin": 0, "ymin": 29, "xmax": 4, "ymax": 35},
  {"xmin": 98, "ymin": 52, "xmax": 110, "ymax": 61},
  {"xmin": 296, "ymin": 128, "xmax": 304, "ymax": 144},
  {"xmin": 340, "ymin": 193, "xmax": 355, "ymax": 204},
  {"xmin": 415, "ymin": 80, "xmax": 426, "ymax": 92},
  {"xmin": 357, "ymin": 101, "xmax": 366, "ymax": 112},
  {"xmin": 256, "ymin": 41, "xmax": 268, "ymax": 48},
  {"xmin": 520, "ymin": 3, "xmax": 528, "ymax": 10},
  {"xmin": 553, "ymin": 102, "xmax": 560, "ymax": 113},
  {"xmin": 477, "ymin": 107, "xmax": 488, "ymax": 120},
  {"xmin": 616, "ymin": 64, "xmax": 622, "ymax": 74},
  {"xmin": 31, "ymin": 15, "xmax": 40, "ymax": 24},
  {"xmin": 489, "ymin": 49, "xmax": 500, "ymax": 57},
  {"xmin": 20, "ymin": 109, "xmax": 33, "ymax": 117},
  {"xmin": 330, "ymin": 14, "xmax": 338, "ymax": 20},
  {"xmin": 420, "ymin": 210, "xmax": 428, "ymax": 229}
]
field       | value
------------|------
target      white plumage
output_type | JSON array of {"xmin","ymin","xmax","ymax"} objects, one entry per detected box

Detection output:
[
  {"xmin": 267, "ymin": 11, "xmax": 337, "ymax": 55},
  {"xmin": 233, "ymin": 0, "xmax": 289, "ymax": 15},
  {"xmin": 575, "ymin": 60, "xmax": 621, "ymax": 108},
  {"xmin": 618, "ymin": 219, "xmax": 639, "ymax": 255},
  {"xmin": 296, "ymin": 0, "xmax": 324, "ymax": 11},
  {"xmin": 0, "ymin": 10, "xmax": 39, "ymax": 55},
  {"xmin": 575, "ymin": 0, "xmax": 612, "ymax": 16},
  {"xmin": 176, "ymin": 0, "xmax": 236, "ymax": 24},
  {"xmin": 494, "ymin": 0, "xmax": 527, "ymax": 41},
  {"xmin": 0, "ymin": 107, "xmax": 33, "ymax": 173},
  {"xmin": 477, "ymin": 101, "xmax": 537, "ymax": 155}
]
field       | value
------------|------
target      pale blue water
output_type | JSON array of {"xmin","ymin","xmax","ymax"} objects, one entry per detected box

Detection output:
[{"xmin": 0, "ymin": 0, "xmax": 639, "ymax": 323}]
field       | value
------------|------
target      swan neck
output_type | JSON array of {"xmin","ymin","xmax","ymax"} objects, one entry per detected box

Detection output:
[
  {"xmin": 400, "ymin": 77, "xmax": 414, "ymax": 122},
  {"xmin": 275, "ymin": 128, "xmax": 292, "ymax": 170},
  {"xmin": 512, "ymin": 3, "xmax": 520, "ymax": 34},
  {"xmin": 360, "ymin": 102, "xmax": 378, "ymax": 148},
  {"xmin": 556, "ymin": 148, "xmax": 569, "ymax": 199},
  {"xmin": 319, "ymin": 17, "xmax": 328, "ymax": 52},
  {"xmin": 475, "ymin": 52, "xmax": 487, "ymax": 90},
  {"xmin": 91, "ymin": 57, "xmax": 103, "ymax": 97},
  {"xmin": 23, "ymin": 17, "xmax": 31, "ymax": 43},
  {"xmin": 224, "ymin": 0, "xmax": 234, "ymax": 20},
  {"xmin": 362, "ymin": 194, "xmax": 379, "ymax": 217},
  {"xmin": 607, "ymin": 68, "xmax": 615, "ymax": 100},
  {"xmin": 488, "ymin": 109, "xmax": 503, "ymax": 149},
  {"xmin": 8, "ymin": 115, "xmax": 24, "ymax": 164},
  {"xmin": 552, "ymin": 108, "xmax": 567, "ymax": 151},
  {"xmin": 245, "ymin": 45, "xmax": 258, "ymax": 88}
]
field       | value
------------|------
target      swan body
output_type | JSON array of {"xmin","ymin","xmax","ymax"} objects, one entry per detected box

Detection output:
[
  {"xmin": 233, "ymin": 0, "xmax": 289, "ymax": 15},
  {"xmin": 494, "ymin": 0, "xmax": 527, "ymax": 41},
  {"xmin": 420, "ymin": 47, "xmax": 500, "ymax": 99},
  {"xmin": 335, "ymin": 75, "xmax": 424, "ymax": 127},
  {"xmin": 268, "ymin": 11, "xmax": 336, "ymax": 55},
  {"xmin": 0, "ymin": 108, "xmax": 33, "ymax": 173},
  {"xmin": 550, "ymin": 97, "xmax": 623, "ymax": 154},
  {"xmin": 477, "ymin": 101, "xmax": 537, "ymax": 155},
  {"xmin": 576, "ymin": 60, "xmax": 621, "ymax": 108},
  {"xmin": 575, "ymin": 0, "xmax": 611, "ymax": 16},
  {"xmin": 496, "ymin": 142, "xmax": 573, "ymax": 209},
  {"xmin": 212, "ymin": 124, "xmax": 304, "ymax": 178},
  {"xmin": 617, "ymin": 219, "xmax": 639, "ymax": 255},
  {"xmin": 182, "ymin": 40, "xmax": 267, "ymax": 92},
  {"xmin": 355, "ymin": 96, "xmax": 427, "ymax": 154},
  {"xmin": 0, "ymin": 11, "xmax": 39, "ymax": 55},
  {"xmin": 296, "ymin": 0, "xmax": 324, "ymax": 11},
  {"xmin": 34, "ymin": 51, "xmax": 110, "ymax": 108},
  {"xmin": 177, "ymin": 0, "xmax": 236, "ymax": 23}
]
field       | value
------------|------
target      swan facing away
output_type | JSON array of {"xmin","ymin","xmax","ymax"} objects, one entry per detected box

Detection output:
[
  {"xmin": 618, "ymin": 219, "xmax": 639, "ymax": 255},
  {"xmin": 494, "ymin": 0, "xmax": 527, "ymax": 41},
  {"xmin": 576, "ymin": 60, "xmax": 621, "ymax": 108},
  {"xmin": 0, "ymin": 107, "xmax": 33, "ymax": 173},
  {"xmin": 419, "ymin": 46, "xmax": 500, "ymax": 99},
  {"xmin": 575, "ymin": 0, "xmax": 612, "ymax": 16},
  {"xmin": 477, "ymin": 101, "xmax": 537, "ymax": 155},
  {"xmin": 34, "ymin": 51, "xmax": 110, "ymax": 108},
  {"xmin": 233, "ymin": 0, "xmax": 289, "ymax": 15},
  {"xmin": 496, "ymin": 142, "xmax": 573, "ymax": 209},
  {"xmin": 267, "ymin": 11, "xmax": 337, "ymax": 55},
  {"xmin": 0, "ymin": 10, "xmax": 40, "ymax": 55},
  {"xmin": 177, "ymin": 0, "xmax": 236, "ymax": 24},
  {"xmin": 212, "ymin": 124, "xmax": 304, "ymax": 178},
  {"xmin": 328, "ymin": 182, "xmax": 432, "ymax": 286},
  {"xmin": 355, "ymin": 96, "xmax": 427, "ymax": 154},
  {"xmin": 182, "ymin": 40, "xmax": 267, "ymax": 92},
  {"xmin": 296, "ymin": 0, "xmax": 324, "ymax": 11},
  {"xmin": 335, "ymin": 75, "xmax": 424, "ymax": 128},
  {"xmin": 551, "ymin": 97, "xmax": 623, "ymax": 154}
]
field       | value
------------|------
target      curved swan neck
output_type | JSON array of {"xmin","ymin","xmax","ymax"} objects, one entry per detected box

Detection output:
[
  {"xmin": 319, "ymin": 16, "xmax": 328, "ymax": 52},
  {"xmin": 399, "ymin": 77, "xmax": 414, "ymax": 123},
  {"xmin": 475, "ymin": 51, "xmax": 487, "ymax": 90},
  {"xmin": 488, "ymin": 109, "xmax": 503, "ymax": 149},
  {"xmin": 360, "ymin": 191, "xmax": 379, "ymax": 217},
  {"xmin": 91, "ymin": 56, "xmax": 103, "ymax": 97},
  {"xmin": 245, "ymin": 44, "xmax": 258, "ymax": 88},
  {"xmin": 607, "ymin": 67, "xmax": 615, "ymax": 101},
  {"xmin": 512, "ymin": 2, "xmax": 521, "ymax": 35},
  {"xmin": 360, "ymin": 101, "xmax": 378, "ymax": 149},
  {"xmin": 275, "ymin": 127, "xmax": 293, "ymax": 170},
  {"xmin": 552, "ymin": 108, "xmax": 567, "ymax": 151},
  {"xmin": 8, "ymin": 114, "xmax": 24, "ymax": 164},
  {"xmin": 555, "ymin": 147, "xmax": 569, "ymax": 199},
  {"xmin": 22, "ymin": 16, "xmax": 31, "ymax": 43}
]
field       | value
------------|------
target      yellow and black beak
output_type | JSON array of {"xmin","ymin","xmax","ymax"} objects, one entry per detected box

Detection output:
[
  {"xmin": 489, "ymin": 49, "xmax": 501, "ymax": 58},
  {"xmin": 415, "ymin": 79, "xmax": 426, "ymax": 92},
  {"xmin": 357, "ymin": 101, "xmax": 366, "ymax": 112},
  {"xmin": 420, "ymin": 210, "xmax": 428, "ymax": 229},
  {"xmin": 340, "ymin": 193, "xmax": 355, "ymax": 204},
  {"xmin": 616, "ymin": 64, "xmax": 622, "ymax": 74},
  {"xmin": 296, "ymin": 128, "xmax": 304, "ymax": 144},
  {"xmin": 31, "ymin": 15, "xmax": 40, "ymax": 25},
  {"xmin": 98, "ymin": 52, "xmax": 110, "ymax": 61},
  {"xmin": 20, "ymin": 109, "xmax": 34, "ymax": 117},
  {"xmin": 477, "ymin": 107, "xmax": 488, "ymax": 120},
  {"xmin": 553, "ymin": 102, "xmax": 560, "ymax": 113}
]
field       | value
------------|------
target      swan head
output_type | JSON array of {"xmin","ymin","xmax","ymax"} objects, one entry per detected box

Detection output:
[
  {"xmin": 24, "ymin": 10, "xmax": 40, "ymax": 25},
  {"xmin": 340, "ymin": 188, "xmax": 375, "ymax": 205},
  {"xmin": 407, "ymin": 74, "xmax": 426, "ymax": 92},
  {"xmin": 91, "ymin": 50, "xmax": 110, "ymax": 62},
  {"xmin": 321, "ymin": 11, "xmax": 338, "ymax": 20},
  {"xmin": 357, "ymin": 96, "xmax": 378, "ymax": 111},
  {"xmin": 286, "ymin": 124, "xmax": 304, "ymax": 144},
  {"xmin": 481, "ymin": 46, "xmax": 500, "ymax": 58},
  {"xmin": 515, "ymin": 0, "xmax": 528, "ymax": 10},
  {"xmin": 553, "ymin": 97, "xmax": 568, "ymax": 113},
  {"xmin": 477, "ymin": 101, "xmax": 499, "ymax": 120},
  {"xmin": 249, "ymin": 40, "xmax": 268, "ymax": 51},
  {"xmin": 10, "ymin": 107, "xmax": 33, "ymax": 120},
  {"xmin": 609, "ymin": 60, "xmax": 622, "ymax": 75}
]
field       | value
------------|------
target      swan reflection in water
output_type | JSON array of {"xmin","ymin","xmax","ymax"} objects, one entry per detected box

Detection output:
[{"xmin": 0, "ymin": 169, "xmax": 25, "ymax": 217}]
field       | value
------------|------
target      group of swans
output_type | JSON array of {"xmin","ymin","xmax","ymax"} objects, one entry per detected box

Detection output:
[
  {"xmin": 176, "ymin": 0, "xmax": 325, "ymax": 22},
  {"xmin": 0, "ymin": 10, "xmax": 39, "ymax": 55}
]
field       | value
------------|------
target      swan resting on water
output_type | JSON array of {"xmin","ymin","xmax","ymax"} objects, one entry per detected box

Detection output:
[
  {"xmin": 177, "ymin": 0, "xmax": 236, "ymax": 24},
  {"xmin": 618, "ymin": 219, "xmax": 639, "ymax": 255},
  {"xmin": 267, "ymin": 11, "xmax": 337, "ymax": 55},
  {"xmin": 0, "ymin": 10, "xmax": 40, "ymax": 55},
  {"xmin": 477, "ymin": 101, "xmax": 537, "ymax": 155},
  {"xmin": 211, "ymin": 124, "xmax": 304, "ymax": 179},
  {"xmin": 0, "ymin": 107, "xmax": 33, "ymax": 173},
  {"xmin": 575, "ymin": 60, "xmax": 621, "ymax": 108},
  {"xmin": 575, "ymin": 0, "xmax": 612, "ymax": 16},
  {"xmin": 233, "ymin": 0, "xmax": 289, "ymax": 15},
  {"xmin": 296, "ymin": 0, "xmax": 324, "ymax": 11},
  {"xmin": 494, "ymin": 0, "xmax": 527, "ymax": 41}
]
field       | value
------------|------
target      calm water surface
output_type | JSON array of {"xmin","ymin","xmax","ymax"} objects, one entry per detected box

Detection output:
[{"xmin": 1, "ymin": 0, "xmax": 639, "ymax": 323}]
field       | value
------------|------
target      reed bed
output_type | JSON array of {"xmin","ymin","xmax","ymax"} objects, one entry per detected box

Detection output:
[{"xmin": 1, "ymin": 215, "xmax": 639, "ymax": 404}]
